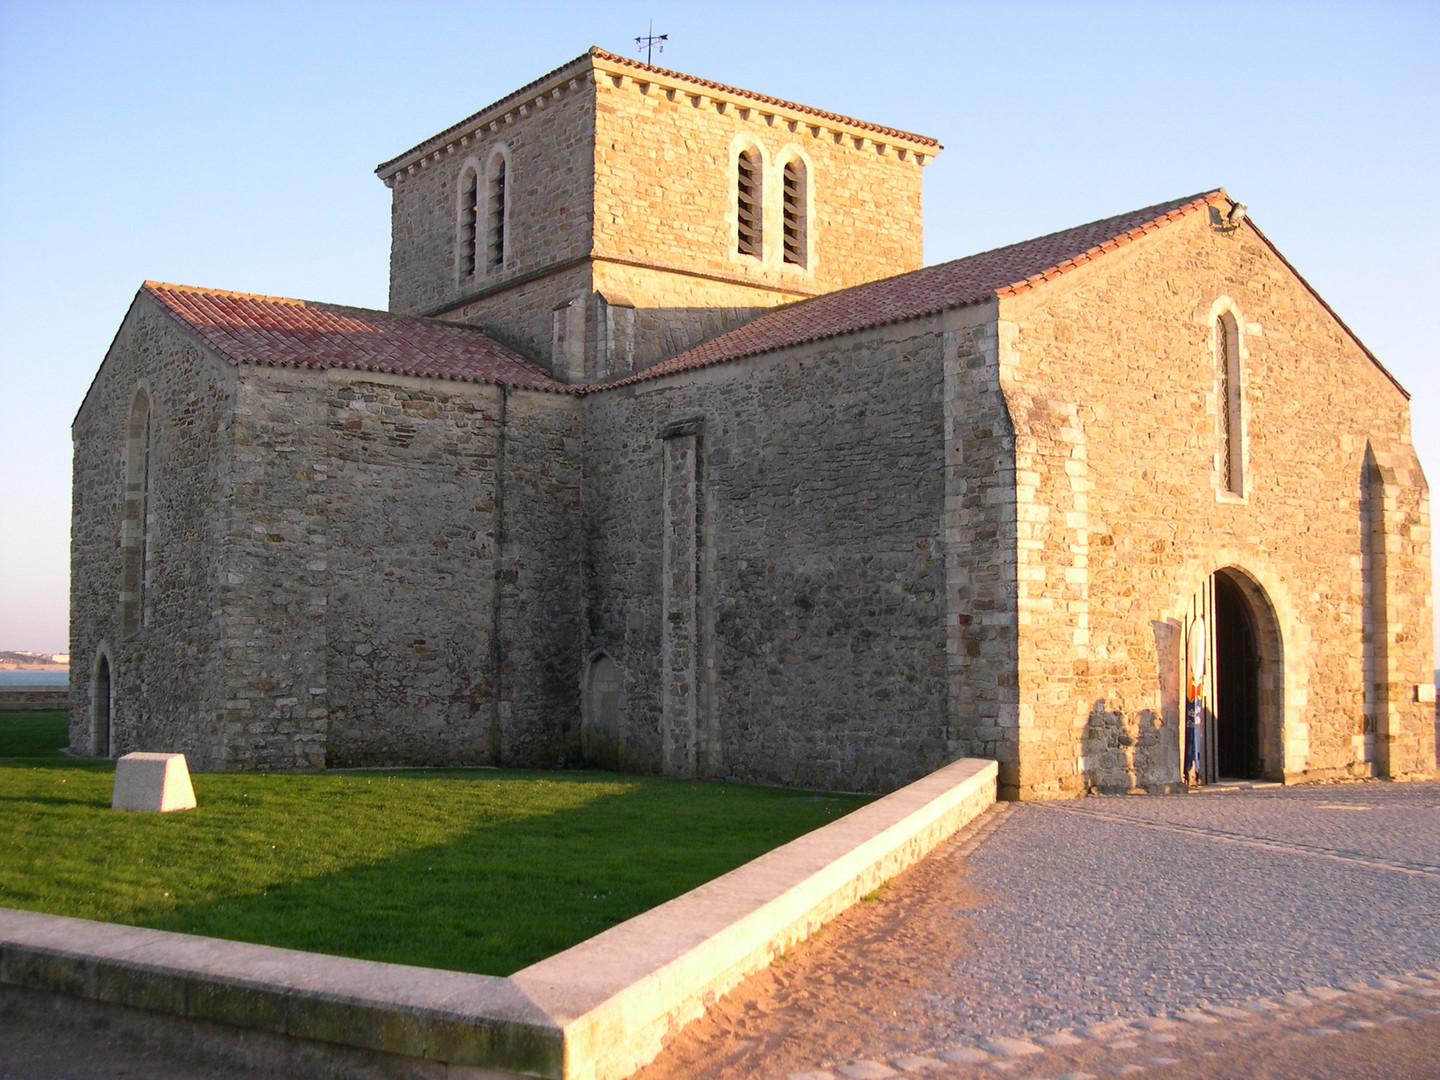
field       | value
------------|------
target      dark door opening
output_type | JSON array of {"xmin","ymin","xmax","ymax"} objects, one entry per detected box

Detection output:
[
  {"xmin": 1214, "ymin": 574, "xmax": 1261, "ymax": 779},
  {"xmin": 94, "ymin": 655, "xmax": 111, "ymax": 757}
]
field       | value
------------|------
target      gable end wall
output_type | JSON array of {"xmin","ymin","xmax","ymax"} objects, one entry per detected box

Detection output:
[
  {"xmin": 69, "ymin": 297, "xmax": 237, "ymax": 767},
  {"xmin": 998, "ymin": 210, "xmax": 1433, "ymax": 797}
]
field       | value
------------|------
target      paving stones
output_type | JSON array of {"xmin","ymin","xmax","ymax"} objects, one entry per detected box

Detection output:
[
  {"xmin": 1035, "ymin": 1032, "xmax": 1085, "ymax": 1048},
  {"xmin": 937, "ymin": 1048, "xmax": 990, "ymax": 1065},
  {"xmin": 775, "ymin": 784, "xmax": 1440, "ymax": 1080},
  {"xmin": 889, "ymin": 1056, "xmax": 947, "ymax": 1073},
  {"xmin": 1129, "ymin": 1018, "xmax": 1176, "ymax": 1031},
  {"xmin": 836, "ymin": 1063, "xmax": 898, "ymax": 1079},
  {"xmin": 979, "ymin": 1037, "xmax": 1044, "ymax": 1057}
]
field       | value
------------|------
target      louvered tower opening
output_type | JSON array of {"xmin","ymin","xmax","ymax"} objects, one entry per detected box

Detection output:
[
  {"xmin": 782, "ymin": 159, "xmax": 806, "ymax": 266},
  {"xmin": 487, "ymin": 159, "xmax": 506, "ymax": 270},
  {"xmin": 461, "ymin": 171, "xmax": 479, "ymax": 276},
  {"xmin": 737, "ymin": 150, "xmax": 761, "ymax": 257}
]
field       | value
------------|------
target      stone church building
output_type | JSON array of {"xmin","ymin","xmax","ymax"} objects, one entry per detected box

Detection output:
[{"xmin": 71, "ymin": 49, "xmax": 1435, "ymax": 799}]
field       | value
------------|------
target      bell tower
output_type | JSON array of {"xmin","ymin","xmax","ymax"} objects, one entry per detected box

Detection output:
[{"xmin": 379, "ymin": 48, "xmax": 940, "ymax": 382}]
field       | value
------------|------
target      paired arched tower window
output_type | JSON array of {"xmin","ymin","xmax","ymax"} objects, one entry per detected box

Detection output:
[
  {"xmin": 457, "ymin": 150, "xmax": 509, "ymax": 280},
  {"xmin": 734, "ymin": 147, "xmax": 808, "ymax": 267},
  {"xmin": 119, "ymin": 387, "xmax": 153, "ymax": 637}
]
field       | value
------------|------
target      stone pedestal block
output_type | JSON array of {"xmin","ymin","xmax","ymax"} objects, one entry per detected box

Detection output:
[{"xmin": 111, "ymin": 752, "xmax": 196, "ymax": 812}]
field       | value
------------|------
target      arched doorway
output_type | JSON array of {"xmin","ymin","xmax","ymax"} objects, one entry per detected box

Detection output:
[
  {"xmin": 1182, "ymin": 567, "xmax": 1282, "ymax": 784},
  {"xmin": 1214, "ymin": 572, "xmax": 1261, "ymax": 779},
  {"xmin": 582, "ymin": 653, "xmax": 624, "ymax": 770},
  {"xmin": 92, "ymin": 653, "xmax": 112, "ymax": 758}
]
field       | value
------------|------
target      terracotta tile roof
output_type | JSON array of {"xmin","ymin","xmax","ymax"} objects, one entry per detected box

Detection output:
[
  {"xmin": 143, "ymin": 282, "xmax": 573, "ymax": 393},
  {"xmin": 597, "ymin": 191, "xmax": 1225, "ymax": 389}
]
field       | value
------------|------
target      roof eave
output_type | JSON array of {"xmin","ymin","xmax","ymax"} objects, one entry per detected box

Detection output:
[{"xmin": 375, "ymin": 50, "xmax": 597, "ymax": 180}]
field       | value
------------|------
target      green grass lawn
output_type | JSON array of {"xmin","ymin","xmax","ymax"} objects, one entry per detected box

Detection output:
[{"xmin": 0, "ymin": 711, "xmax": 870, "ymax": 975}]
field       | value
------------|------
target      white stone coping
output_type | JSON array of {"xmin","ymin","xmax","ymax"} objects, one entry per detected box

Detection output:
[{"xmin": 0, "ymin": 757, "xmax": 997, "ymax": 1080}]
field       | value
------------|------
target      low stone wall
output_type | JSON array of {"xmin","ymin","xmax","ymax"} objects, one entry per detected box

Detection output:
[
  {"xmin": 0, "ymin": 757, "xmax": 997, "ymax": 1080},
  {"xmin": 0, "ymin": 687, "xmax": 68, "ymax": 713}
]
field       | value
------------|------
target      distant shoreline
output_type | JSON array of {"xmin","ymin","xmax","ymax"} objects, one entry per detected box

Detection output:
[{"xmin": 0, "ymin": 664, "xmax": 68, "ymax": 672}]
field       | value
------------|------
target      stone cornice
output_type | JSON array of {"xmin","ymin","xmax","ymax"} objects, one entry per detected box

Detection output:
[
  {"xmin": 422, "ymin": 248, "xmax": 822, "ymax": 320},
  {"xmin": 376, "ymin": 51, "xmax": 596, "ymax": 187},
  {"xmin": 377, "ymin": 47, "xmax": 942, "ymax": 188},
  {"xmin": 585, "ymin": 48, "xmax": 941, "ymax": 160}
]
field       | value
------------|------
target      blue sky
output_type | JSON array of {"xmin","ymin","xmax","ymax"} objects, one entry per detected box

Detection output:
[{"xmin": 1, "ymin": 1, "xmax": 1436, "ymax": 656}]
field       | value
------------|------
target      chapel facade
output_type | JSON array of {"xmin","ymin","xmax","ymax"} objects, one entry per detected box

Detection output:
[{"xmin": 70, "ymin": 49, "xmax": 1436, "ymax": 799}]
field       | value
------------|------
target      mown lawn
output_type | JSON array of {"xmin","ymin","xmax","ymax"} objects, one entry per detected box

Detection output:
[{"xmin": 0, "ymin": 711, "xmax": 869, "ymax": 975}]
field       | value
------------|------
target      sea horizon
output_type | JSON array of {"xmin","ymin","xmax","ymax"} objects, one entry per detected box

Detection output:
[{"xmin": 0, "ymin": 669, "xmax": 70, "ymax": 687}]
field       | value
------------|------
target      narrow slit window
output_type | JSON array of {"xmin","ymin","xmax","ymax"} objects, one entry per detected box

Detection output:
[
  {"xmin": 120, "ymin": 389, "xmax": 152, "ymax": 637},
  {"xmin": 782, "ymin": 159, "xmax": 806, "ymax": 266},
  {"xmin": 1218, "ymin": 313, "xmax": 1243, "ymax": 494},
  {"xmin": 461, "ymin": 170, "xmax": 479, "ymax": 277},
  {"xmin": 487, "ymin": 157, "xmax": 506, "ymax": 270},
  {"xmin": 737, "ymin": 150, "xmax": 762, "ymax": 257}
]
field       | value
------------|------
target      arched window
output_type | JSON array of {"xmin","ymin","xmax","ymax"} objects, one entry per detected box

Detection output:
[
  {"xmin": 120, "ymin": 388, "xmax": 152, "ymax": 636},
  {"xmin": 486, "ymin": 154, "xmax": 507, "ymax": 271},
  {"xmin": 459, "ymin": 166, "xmax": 480, "ymax": 277},
  {"xmin": 736, "ymin": 149, "xmax": 762, "ymax": 257},
  {"xmin": 781, "ymin": 158, "xmax": 807, "ymax": 267},
  {"xmin": 1216, "ymin": 311, "xmax": 1243, "ymax": 495}
]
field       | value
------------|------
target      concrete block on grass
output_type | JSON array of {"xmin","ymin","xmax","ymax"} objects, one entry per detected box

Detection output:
[{"xmin": 111, "ymin": 753, "xmax": 196, "ymax": 812}]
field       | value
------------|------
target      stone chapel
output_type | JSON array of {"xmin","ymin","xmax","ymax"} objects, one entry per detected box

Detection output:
[{"xmin": 70, "ymin": 48, "xmax": 1436, "ymax": 799}]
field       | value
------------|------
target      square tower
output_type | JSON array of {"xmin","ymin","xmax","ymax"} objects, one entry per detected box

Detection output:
[{"xmin": 379, "ymin": 48, "xmax": 939, "ymax": 382}]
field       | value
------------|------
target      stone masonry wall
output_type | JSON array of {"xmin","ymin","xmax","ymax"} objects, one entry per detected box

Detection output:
[
  {"xmin": 448, "ymin": 262, "xmax": 594, "ymax": 372},
  {"xmin": 493, "ymin": 388, "xmax": 585, "ymax": 766},
  {"xmin": 69, "ymin": 295, "xmax": 236, "ymax": 767},
  {"xmin": 317, "ymin": 372, "xmax": 502, "ymax": 766},
  {"xmin": 582, "ymin": 324, "xmax": 956, "ymax": 793},
  {"xmin": 222, "ymin": 368, "xmax": 331, "ymax": 769},
  {"xmin": 997, "ymin": 207, "xmax": 1434, "ymax": 798},
  {"xmin": 224, "ymin": 368, "xmax": 581, "ymax": 770},
  {"xmin": 591, "ymin": 64, "xmax": 926, "ymax": 298},
  {"xmin": 386, "ymin": 75, "xmax": 596, "ymax": 319},
  {"xmin": 591, "ymin": 260, "xmax": 804, "ymax": 373},
  {"xmin": 938, "ymin": 304, "xmax": 1022, "ymax": 790}
]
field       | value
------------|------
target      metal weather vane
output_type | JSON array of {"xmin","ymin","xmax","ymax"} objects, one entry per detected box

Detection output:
[{"xmin": 635, "ymin": 21, "xmax": 668, "ymax": 66}]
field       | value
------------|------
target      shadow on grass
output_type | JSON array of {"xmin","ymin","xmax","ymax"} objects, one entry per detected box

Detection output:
[
  {"xmin": 154, "ymin": 780, "xmax": 742, "ymax": 975},
  {"xmin": 0, "ymin": 736, "xmax": 868, "ymax": 976}
]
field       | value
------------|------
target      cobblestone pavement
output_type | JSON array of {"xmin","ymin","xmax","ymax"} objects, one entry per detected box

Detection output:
[
  {"xmin": 5, "ymin": 781, "xmax": 1438, "ymax": 1079},
  {"xmin": 785, "ymin": 780, "xmax": 1440, "ymax": 1080}
]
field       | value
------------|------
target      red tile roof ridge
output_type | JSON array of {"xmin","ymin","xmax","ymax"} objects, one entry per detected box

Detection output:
[
  {"xmin": 589, "ymin": 190, "xmax": 1225, "ymax": 391},
  {"xmin": 377, "ymin": 48, "xmax": 940, "ymax": 178},
  {"xmin": 142, "ymin": 282, "xmax": 576, "ymax": 394},
  {"xmin": 587, "ymin": 48, "xmax": 941, "ymax": 150}
]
